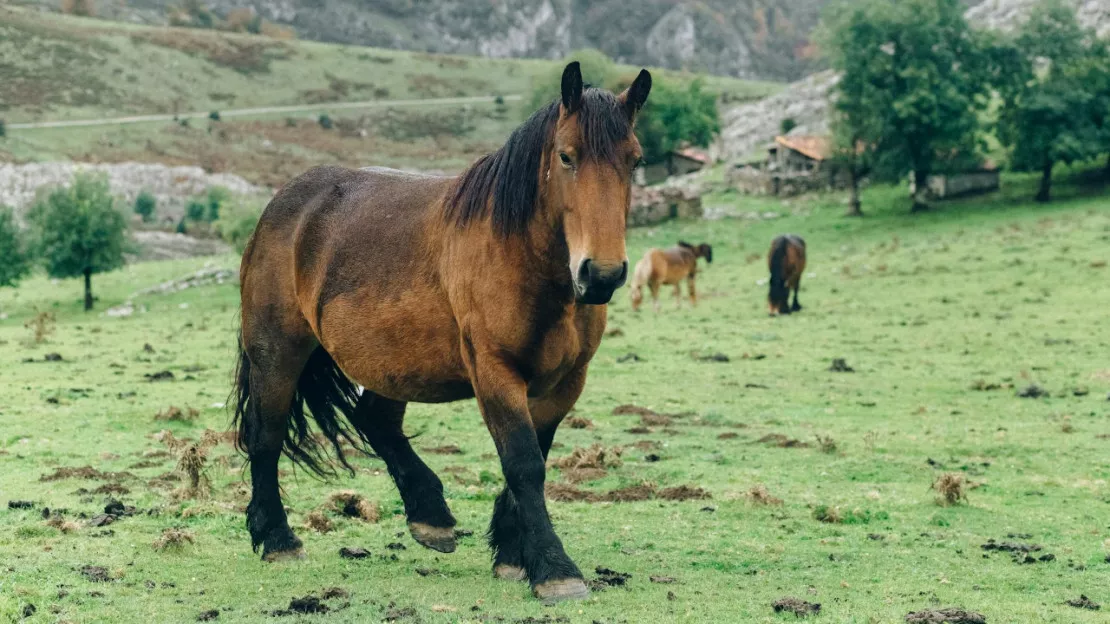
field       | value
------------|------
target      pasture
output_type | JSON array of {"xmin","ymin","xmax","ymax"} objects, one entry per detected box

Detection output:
[{"xmin": 1, "ymin": 172, "xmax": 1109, "ymax": 622}]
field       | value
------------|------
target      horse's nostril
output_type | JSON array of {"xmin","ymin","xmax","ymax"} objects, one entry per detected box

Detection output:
[{"xmin": 578, "ymin": 259, "xmax": 593, "ymax": 285}]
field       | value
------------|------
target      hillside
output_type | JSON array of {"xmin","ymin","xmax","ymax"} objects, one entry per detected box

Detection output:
[
  {"xmin": 14, "ymin": 0, "xmax": 832, "ymax": 81},
  {"xmin": 0, "ymin": 7, "xmax": 778, "ymax": 185}
]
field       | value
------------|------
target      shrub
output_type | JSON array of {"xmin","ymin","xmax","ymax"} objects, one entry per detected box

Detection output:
[
  {"xmin": 780, "ymin": 117, "xmax": 797, "ymax": 135},
  {"xmin": 185, "ymin": 199, "xmax": 207, "ymax": 222},
  {"xmin": 0, "ymin": 119, "xmax": 6, "ymax": 138},
  {"xmin": 133, "ymin": 191, "xmax": 157, "ymax": 222},
  {"xmin": 318, "ymin": 114, "xmax": 333, "ymax": 130},
  {"xmin": 208, "ymin": 111, "xmax": 221, "ymax": 122},
  {"xmin": 0, "ymin": 205, "xmax": 31, "ymax": 288},
  {"xmin": 206, "ymin": 186, "xmax": 231, "ymax": 222}
]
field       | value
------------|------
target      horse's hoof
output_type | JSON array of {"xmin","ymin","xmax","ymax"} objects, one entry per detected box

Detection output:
[
  {"xmin": 494, "ymin": 564, "xmax": 527, "ymax": 581},
  {"xmin": 262, "ymin": 547, "xmax": 306, "ymax": 562},
  {"xmin": 408, "ymin": 522, "xmax": 456, "ymax": 553},
  {"xmin": 533, "ymin": 578, "xmax": 589, "ymax": 603}
]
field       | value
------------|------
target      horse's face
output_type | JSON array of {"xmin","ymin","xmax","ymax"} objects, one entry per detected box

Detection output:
[{"xmin": 551, "ymin": 63, "xmax": 651, "ymax": 305}]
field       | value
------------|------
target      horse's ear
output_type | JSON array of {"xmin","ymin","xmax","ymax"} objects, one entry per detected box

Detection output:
[
  {"xmin": 619, "ymin": 69, "xmax": 652, "ymax": 120},
  {"xmin": 561, "ymin": 62, "xmax": 583, "ymax": 115}
]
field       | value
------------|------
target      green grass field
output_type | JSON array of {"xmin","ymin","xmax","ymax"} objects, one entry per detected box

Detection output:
[{"xmin": 2, "ymin": 171, "xmax": 1109, "ymax": 623}]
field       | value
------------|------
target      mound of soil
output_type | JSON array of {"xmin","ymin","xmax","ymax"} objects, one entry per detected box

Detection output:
[
  {"xmin": 271, "ymin": 595, "xmax": 328, "ymax": 616},
  {"xmin": 757, "ymin": 433, "xmax": 809, "ymax": 448},
  {"xmin": 612, "ymin": 404, "xmax": 659, "ymax": 417},
  {"xmin": 79, "ymin": 566, "xmax": 112, "ymax": 583},
  {"xmin": 339, "ymin": 547, "xmax": 371, "ymax": 559},
  {"xmin": 588, "ymin": 566, "xmax": 631, "ymax": 591},
  {"xmin": 40, "ymin": 466, "xmax": 136, "ymax": 482},
  {"xmin": 829, "ymin": 358, "xmax": 854, "ymax": 372},
  {"xmin": 551, "ymin": 444, "xmax": 623, "ymax": 471},
  {"xmin": 904, "ymin": 608, "xmax": 986, "ymax": 623},
  {"xmin": 659, "ymin": 485, "xmax": 711, "ymax": 501},
  {"xmin": 561, "ymin": 467, "xmax": 607, "ymax": 484},
  {"xmin": 603, "ymin": 484, "xmax": 657, "ymax": 502},
  {"xmin": 773, "ymin": 597, "xmax": 821, "ymax": 617},
  {"xmin": 565, "ymin": 417, "xmax": 593, "ymax": 429},
  {"xmin": 1065, "ymin": 595, "xmax": 1099, "ymax": 610},
  {"xmin": 1017, "ymin": 384, "xmax": 1048, "ymax": 398},
  {"xmin": 197, "ymin": 609, "xmax": 219, "ymax": 621},
  {"xmin": 422, "ymin": 445, "xmax": 462, "ymax": 455},
  {"xmin": 8, "ymin": 500, "xmax": 35, "ymax": 509}
]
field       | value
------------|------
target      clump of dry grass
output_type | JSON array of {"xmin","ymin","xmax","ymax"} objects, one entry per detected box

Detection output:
[
  {"xmin": 164, "ymin": 429, "xmax": 223, "ymax": 501},
  {"xmin": 155, "ymin": 406, "xmax": 199, "ymax": 422},
  {"xmin": 1060, "ymin": 416, "xmax": 1074, "ymax": 434},
  {"xmin": 326, "ymin": 491, "xmax": 380, "ymax": 523},
  {"xmin": 153, "ymin": 527, "xmax": 196, "ymax": 551},
  {"xmin": 931, "ymin": 473, "xmax": 967, "ymax": 506},
  {"xmin": 550, "ymin": 444, "xmax": 623, "ymax": 471},
  {"xmin": 815, "ymin": 435, "xmax": 838, "ymax": 454},
  {"xmin": 746, "ymin": 485, "xmax": 784, "ymax": 506},
  {"xmin": 304, "ymin": 511, "xmax": 334, "ymax": 533},
  {"xmin": 812, "ymin": 505, "xmax": 843, "ymax": 524},
  {"xmin": 45, "ymin": 515, "xmax": 80, "ymax": 533}
]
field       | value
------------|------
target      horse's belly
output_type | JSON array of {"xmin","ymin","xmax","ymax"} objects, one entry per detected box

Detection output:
[{"xmin": 319, "ymin": 290, "xmax": 472, "ymax": 404}]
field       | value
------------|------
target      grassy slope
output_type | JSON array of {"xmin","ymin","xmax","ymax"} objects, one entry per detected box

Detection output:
[
  {"xmin": 0, "ymin": 7, "xmax": 780, "ymax": 182},
  {"xmin": 1, "ymin": 173, "xmax": 1109, "ymax": 623}
]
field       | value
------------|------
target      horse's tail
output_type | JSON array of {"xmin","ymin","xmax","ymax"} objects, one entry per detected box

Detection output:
[{"xmin": 232, "ymin": 338, "xmax": 372, "ymax": 479}]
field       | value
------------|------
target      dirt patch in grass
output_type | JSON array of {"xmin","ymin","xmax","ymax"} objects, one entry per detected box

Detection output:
[
  {"xmin": 270, "ymin": 594, "xmax": 329, "ymax": 616},
  {"xmin": 757, "ymin": 433, "xmax": 809, "ymax": 448},
  {"xmin": 829, "ymin": 358, "xmax": 855, "ymax": 372},
  {"xmin": 640, "ymin": 413, "xmax": 672, "ymax": 427},
  {"xmin": 565, "ymin": 416, "xmax": 593, "ymax": 429},
  {"xmin": 1065, "ymin": 595, "xmax": 1100, "ymax": 610},
  {"xmin": 153, "ymin": 528, "xmax": 196, "ymax": 551},
  {"xmin": 155, "ymin": 406, "xmax": 199, "ymax": 422},
  {"xmin": 561, "ymin": 467, "xmax": 607, "ymax": 484},
  {"xmin": 304, "ymin": 511, "xmax": 334, "ymax": 533},
  {"xmin": 588, "ymin": 566, "xmax": 631, "ymax": 591},
  {"xmin": 8, "ymin": 500, "xmax": 35, "ymax": 510},
  {"xmin": 326, "ymin": 491, "xmax": 380, "ymax": 523},
  {"xmin": 658, "ymin": 485, "xmax": 711, "ymax": 501},
  {"xmin": 631, "ymin": 440, "xmax": 662, "ymax": 451},
  {"xmin": 904, "ymin": 608, "xmax": 986, "ymax": 623},
  {"xmin": 772, "ymin": 596, "xmax": 820, "ymax": 617},
  {"xmin": 339, "ymin": 547, "xmax": 371, "ymax": 559},
  {"xmin": 196, "ymin": 609, "xmax": 219, "ymax": 621},
  {"xmin": 604, "ymin": 483, "xmax": 658, "ymax": 502},
  {"xmin": 1017, "ymin": 384, "xmax": 1048, "ymax": 398},
  {"xmin": 422, "ymin": 445, "xmax": 463, "ymax": 455},
  {"xmin": 40, "ymin": 466, "xmax": 135, "ymax": 482},
  {"xmin": 746, "ymin": 485, "xmax": 784, "ymax": 505},
  {"xmin": 545, "ymin": 483, "xmax": 595, "ymax": 502},
  {"xmin": 79, "ymin": 565, "xmax": 112, "ymax": 583},
  {"xmin": 550, "ymin": 444, "xmax": 623, "ymax": 471}
]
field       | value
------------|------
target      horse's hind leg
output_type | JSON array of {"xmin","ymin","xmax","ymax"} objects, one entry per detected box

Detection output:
[
  {"xmin": 687, "ymin": 275, "xmax": 698, "ymax": 307},
  {"xmin": 239, "ymin": 334, "xmax": 315, "ymax": 561},
  {"xmin": 790, "ymin": 276, "xmax": 802, "ymax": 312},
  {"xmin": 348, "ymin": 393, "xmax": 457, "ymax": 553}
]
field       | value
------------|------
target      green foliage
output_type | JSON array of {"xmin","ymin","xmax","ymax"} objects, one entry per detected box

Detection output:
[
  {"xmin": 185, "ymin": 199, "xmax": 207, "ymax": 222},
  {"xmin": 211, "ymin": 197, "xmax": 263, "ymax": 253},
  {"xmin": 318, "ymin": 114, "xmax": 333, "ymax": 130},
  {"xmin": 26, "ymin": 174, "xmax": 128, "ymax": 309},
  {"xmin": 0, "ymin": 119, "xmax": 6, "ymax": 138},
  {"xmin": 133, "ymin": 191, "xmax": 156, "ymax": 222},
  {"xmin": 991, "ymin": 0, "xmax": 1108, "ymax": 201},
  {"xmin": 0, "ymin": 205, "xmax": 31, "ymax": 288},
  {"xmin": 780, "ymin": 118, "xmax": 797, "ymax": 135},
  {"xmin": 206, "ymin": 186, "xmax": 230, "ymax": 222},
  {"xmin": 634, "ymin": 78, "xmax": 720, "ymax": 166},
  {"xmin": 208, "ymin": 110, "xmax": 220, "ymax": 121},
  {"xmin": 821, "ymin": 0, "xmax": 990, "ymax": 210}
]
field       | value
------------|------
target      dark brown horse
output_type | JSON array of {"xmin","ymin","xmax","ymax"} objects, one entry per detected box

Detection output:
[
  {"xmin": 232, "ymin": 62, "xmax": 651, "ymax": 602},
  {"xmin": 629, "ymin": 241, "xmax": 712, "ymax": 311},
  {"xmin": 767, "ymin": 234, "xmax": 806, "ymax": 315}
]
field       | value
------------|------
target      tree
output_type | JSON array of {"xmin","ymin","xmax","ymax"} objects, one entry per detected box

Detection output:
[
  {"xmin": 632, "ymin": 78, "xmax": 720, "ymax": 173},
  {"xmin": 993, "ymin": 0, "xmax": 1102, "ymax": 202},
  {"xmin": 780, "ymin": 118, "xmax": 797, "ymax": 135},
  {"xmin": 822, "ymin": 0, "xmax": 990, "ymax": 211},
  {"xmin": 0, "ymin": 205, "xmax": 31, "ymax": 288},
  {"xmin": 27, "ymin": 174, "xmax": 128, "ymax": 311},
  {"xmin": 134, "ymin": 191, "xmax": 157, "ymax": 222}
]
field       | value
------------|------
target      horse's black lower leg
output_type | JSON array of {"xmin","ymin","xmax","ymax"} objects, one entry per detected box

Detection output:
[
  {"xmin": 498, "ymin": 425, "xmax": 583, "ymax": 598},
  {"xmin": 489, "ymin": 425, "xmax": 557, "ymax": 581},
  {"xmin": 791, "ymin": 285, "xmax": 802, "ymax": 312},
  {"xmin": 242, "ymin": 363, "xmax": 304, "ymax": 561},
  {"xmin": 349, "ymin": 393, "xmax": 456, "ymax": 552}
]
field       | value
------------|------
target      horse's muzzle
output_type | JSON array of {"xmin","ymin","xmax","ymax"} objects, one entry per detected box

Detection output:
[{"xmin": 574, "ymin": 259, "xmax": 628, "ymax": 305}]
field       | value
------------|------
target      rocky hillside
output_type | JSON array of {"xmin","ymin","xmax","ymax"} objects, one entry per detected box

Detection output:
[
  {"xmin": 966, "ymin": 0, "xmax": 1110, "ymax": 37},
  {"xmin": 19, "ymin": 0, "xmax": 830, "ymax": 81}
]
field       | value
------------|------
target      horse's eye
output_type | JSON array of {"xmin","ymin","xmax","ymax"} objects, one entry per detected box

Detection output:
[
  {"xmin": 632, "ymin": 158, "xmax": 643, "ymax": 172},
  {"xmin": 559, "ymin": 153, "xmax": 573, "ymax": 167}
]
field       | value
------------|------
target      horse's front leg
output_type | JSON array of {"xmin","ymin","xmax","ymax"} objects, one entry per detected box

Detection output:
[
  {"xmin": 462, "ymin": 337, "xmax": 587, "ymax": 602},
  {"xmin": 489, "ymin": 367, "xmax": 586, "ymax": 585}
]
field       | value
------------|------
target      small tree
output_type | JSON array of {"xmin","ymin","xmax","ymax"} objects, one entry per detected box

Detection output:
[
  {"xmin": 206, "ymin": 186, "xmax": 231, "ymax": 222},
  {"xmin": 0, "ymin": 119, "xmax": 6, "ymax": 138},
  {"xmin": 780, "ymin": 118, "xmax": 797, "ymax": 135},
  {"xmin": 0, "ymin": 205, "xmax": 31, "ymax": 288},
  {"xmin": 993, "ymin": 0, "xmax": 1102, "ymax": 202},
  {"xmin": 186, "ymin": 198, "xmax": 207, "ymax": 222},
  {"xmin": 27, "ymin": 174, "xmax": 128, "ymax": 311},
  {"xmin": 634, "ymin": 78, "xmax": 720, "ymax": 173},
  {"xmin": 134, "ymin": 191, "xmax": 157, "ymax": 222}
]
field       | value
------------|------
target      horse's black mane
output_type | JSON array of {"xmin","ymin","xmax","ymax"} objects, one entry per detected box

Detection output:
[{"xmin": 446, "ymin": 88, "xmax": 631, "ymax": 236}]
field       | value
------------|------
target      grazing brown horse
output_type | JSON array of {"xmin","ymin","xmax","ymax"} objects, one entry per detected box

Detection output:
[
  {"xmin": 767, "ymin": 234, "xmax": 806, "ymax": 315},
  {"xmin": 629, "ymin": 241, "xmax": 712, "ymax": 311},
  {"xmin": 232, "ymin": 62, "xmax": 651, "ymax": 602}
]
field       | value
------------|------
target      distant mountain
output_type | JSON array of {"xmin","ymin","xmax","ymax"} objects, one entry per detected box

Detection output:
[{"xmin": 18, "ymin": 0, "xmax": 831, "ymax": 81}]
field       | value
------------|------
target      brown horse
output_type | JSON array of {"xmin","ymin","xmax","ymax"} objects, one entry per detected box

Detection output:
[
  {"xmin": 768, "ymin": 234, "xmax": 806, "ymax": 315},
  {"xmin": 629, "ymin": 241, "xmax": 712, "ymax": 311},
  {"xmin": 232, "ymin": 62, "xmax": 651, "ymax": 602}
]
